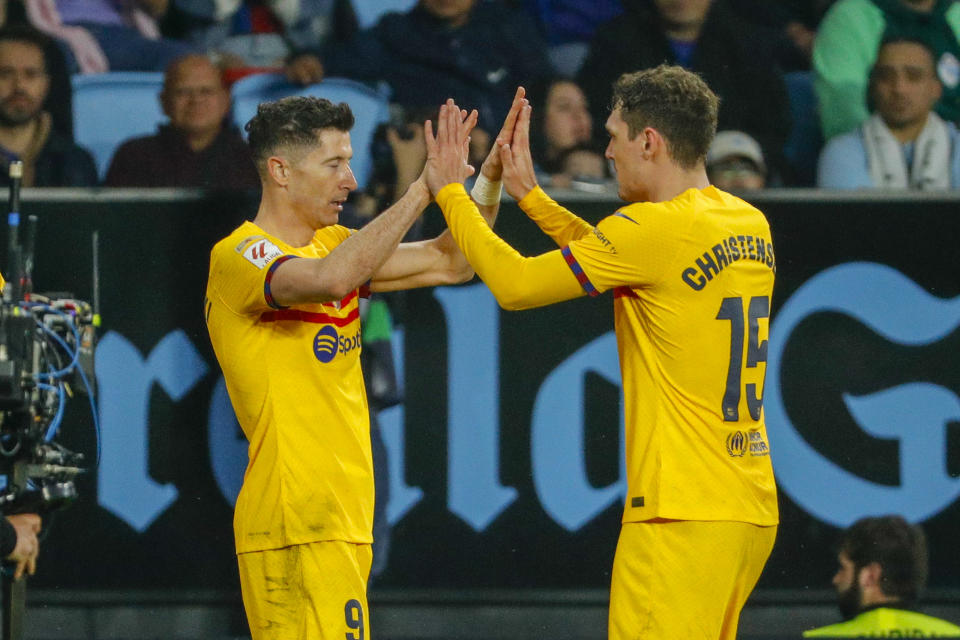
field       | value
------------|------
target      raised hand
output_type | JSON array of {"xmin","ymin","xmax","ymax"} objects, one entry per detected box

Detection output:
[
  {"xmin": 424, "ymin": 99, "xmax": 479, "ymax": 197},
  {"xmin": 498, "ymin": 100, "xmax": 538, "ymax": 200},
  {"xmin": 479, "ymin": 87, "xmax": 527, "ymax": 182}
]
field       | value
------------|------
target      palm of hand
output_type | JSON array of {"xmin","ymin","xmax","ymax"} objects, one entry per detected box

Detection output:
[{"xmin": 424, "ymin": 102, "xmax": 478, "ymax": 195}]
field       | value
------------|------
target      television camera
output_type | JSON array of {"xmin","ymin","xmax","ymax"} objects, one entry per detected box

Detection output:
[{"xmin": 0, "ymin": 161, "xmax": 97, "ymax": 640}]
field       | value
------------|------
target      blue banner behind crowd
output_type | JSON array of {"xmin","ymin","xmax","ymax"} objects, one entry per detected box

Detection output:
[{"xmin": 11, "ymin": 190, "xmax": 960, "ymax": 593}]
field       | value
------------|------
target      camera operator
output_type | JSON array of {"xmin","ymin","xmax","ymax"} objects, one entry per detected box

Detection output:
[{"xmin": 1, "ymin": 514, "xmax": 40, "ymax": 580}]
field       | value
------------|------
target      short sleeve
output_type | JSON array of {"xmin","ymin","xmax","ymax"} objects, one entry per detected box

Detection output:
[
  {"xmin": 564, "ymin": 206, "xmax": 687, "ymax": 294},
  {"xmin": 209, "ymin": 235, "xmax": 298, "ymax": 315}
]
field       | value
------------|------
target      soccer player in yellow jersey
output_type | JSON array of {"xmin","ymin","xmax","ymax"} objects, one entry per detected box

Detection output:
[
  {"xmin": 205, "ymin": 94, "xmax": 524, "ymax": 640},
  {"xmin": 424, "ymin": 66, "xmax": 779, "ymax": 639}
]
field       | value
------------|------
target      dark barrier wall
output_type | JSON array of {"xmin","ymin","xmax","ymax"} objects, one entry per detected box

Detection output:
[{"xmin": 7, "ymin": 189, "xmax": 960, "ymax": 595}]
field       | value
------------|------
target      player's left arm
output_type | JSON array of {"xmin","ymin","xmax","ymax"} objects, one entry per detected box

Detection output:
[
  {"xmin": 434, "ymin": 183, "xmax": 584, "ymax": 310},
  {"xmin": 418, "ymin": 98, "xmax": 586, "ymax": 309}
]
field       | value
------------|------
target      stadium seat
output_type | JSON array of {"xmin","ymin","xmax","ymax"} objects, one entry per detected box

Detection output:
[
  {"xmin": 351, "ymin": 0, "xmax": 418, "ymax": 29},
  {"xmin": 72, "ymin": 72, "xmax": 167, "ymax": 181},
  {"xmin": 231, "ymin": 74, "xmax": 391, "ymax": 189},
  {"xmin": 783, "ymin": 71, "xmax": 823, "ymax": 187}
]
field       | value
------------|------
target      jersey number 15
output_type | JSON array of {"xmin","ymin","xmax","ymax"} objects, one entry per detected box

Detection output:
[{"xmin": 716, "ymin": 296, "xmax": 769, "ymax": 422}]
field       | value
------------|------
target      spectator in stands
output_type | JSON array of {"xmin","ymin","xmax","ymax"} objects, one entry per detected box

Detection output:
[
  {"xmin": 105, "ymin": 54, "xmax": 259, "ymax": 189},
  {"xmin": 161, "ymin": 0, "xmax": 358, "ymax": 85},
  {"xmin": 804, "ymin": 515, "xmax": 960, "ymax": 637},
  {"xmin": 367, "ymin": 77, "xmax": 604, "ymax": 204},
  {"xmin": 0, "ymin": 5, "xmax": 74, "ymax": 139},
  {"xmin": 523, "ymin": 0, "xmax": 624, "ymax": 76},
  {"xmin": 0, "ymin": 28, "xmax": 97, "ymax": 187},
  {"xmin": 528, "ymin": 77, "xmax": 596, "ymax": 181},
  {"xmin": 726, "ymin": 0, "xmax": 835, "ymax": 70},
  {"xmin": 818, "ymin": 39, "xmax": 960, "ymax": 189},
  {"xmin": 325, "ymin": 0, "xmax": 551, "ymax": 135},
  {"xmin": 813, "ymin": 0, "xmax": 960, "ymax": 140},
  {"xmin": 577, "ymin": 0, "xmax": 791, "ymax": 180},
  {"xmin": 23, "ymin": 0, "xmax": 194, "ymax": 73},
  {"xmin": 706, "ymin": 130, "xmax": 768, "ymax": 191}
]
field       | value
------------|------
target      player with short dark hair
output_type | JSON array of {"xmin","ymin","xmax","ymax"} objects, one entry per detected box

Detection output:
[
  {"xmin": 804, "ymin": 515, "xmax": 960, "ymax": 637},
  {"xmin": 842, "ymin": 515, "xmax": 928, "ymax": 604},
  {"xmin": 424, "ymin": 65, "xmax": 778, "ymax": 639},
  {"xmin": 245, "ymin": 97, "xmax": 355, "ymax": 170},
  {"xmin": 205, "ymin": 92, "xmax": 523, "ymax": 640}
]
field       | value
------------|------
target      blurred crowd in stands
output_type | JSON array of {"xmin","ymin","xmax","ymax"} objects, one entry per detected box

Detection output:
[{"xmin": 0, "ymin": 0, "xmax": 957, "ymax": 194}]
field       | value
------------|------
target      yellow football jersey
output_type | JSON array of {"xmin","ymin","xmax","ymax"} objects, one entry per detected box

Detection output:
[
  {"xmin": 561, "ymin": 186, "xmax": 779, "ymax": 525},
  {"xmin": 205, "ymin": 221, "xmax": 374, "ymax": 553},
  {"xmin": 436, "ymin": 183, "xmax": 779, "ymax": 526}
]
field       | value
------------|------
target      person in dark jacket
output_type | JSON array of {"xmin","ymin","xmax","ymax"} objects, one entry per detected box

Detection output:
[
  {"xmin": 105, "ymin": 53, "xmax": 259, "ymax": 189},
  {"xmin": 0, "ymin": 28, "xmax": 97, "ymax": 187},
  {"xmin": 326, "ymin": 0, "xmax": 551, "ymax": 135},
  {"xmin": 0, "ymin": 3, "xmax": 75, "ymax": 140},
  {"xmin": 578, "ymin": 0, "xmax": 792, "ymax": 181}
]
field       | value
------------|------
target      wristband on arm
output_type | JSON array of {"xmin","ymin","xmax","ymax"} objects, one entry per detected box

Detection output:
[{"xmin": 470, "ymin": 174, "xmax": 502, "ymax": 206}]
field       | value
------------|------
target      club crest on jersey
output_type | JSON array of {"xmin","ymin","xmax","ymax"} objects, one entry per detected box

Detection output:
[
  {"xmin": 313, "ymin": 325, "xmax": 362, "ymax": 363},
  {"xmin": 242, "ymin": 238, "xmax": 283, "ymax": 269}
]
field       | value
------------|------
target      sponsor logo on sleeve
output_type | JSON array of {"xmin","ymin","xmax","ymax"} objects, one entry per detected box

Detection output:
[
  {"xmin": 592, "ymin": 228, "xmax": 617, "ymax": 254},
  {"xmin": 242, "ymin": 239, "xmax": 283, "ymax": 269}
]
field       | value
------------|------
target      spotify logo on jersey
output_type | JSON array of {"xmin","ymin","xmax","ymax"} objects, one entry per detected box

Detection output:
[{"xmin": 313, "ymin": 326, "xmax": 339, "ymax": 363}]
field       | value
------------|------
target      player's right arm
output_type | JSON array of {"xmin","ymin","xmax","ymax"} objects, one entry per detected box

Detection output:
[
  {"xmin": 207, "ymin": 173, "xmax": 437, "ymax": 314},
  {"xmin": 267, "ymin": 179, "xmax": 434, "ymax": 306}
]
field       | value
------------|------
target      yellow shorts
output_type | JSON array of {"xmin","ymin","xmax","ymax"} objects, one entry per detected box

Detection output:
[
  {"xmin": 238, "ymin": 541, "xmax": 373, "ymax": 640},
  {"xmin": 609, "ymin": 520, "xmax": 776, "ymax": 640}
]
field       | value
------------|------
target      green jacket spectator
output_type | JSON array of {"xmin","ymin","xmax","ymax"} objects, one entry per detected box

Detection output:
[
  {"xmin": 804, "ymin": 606, "xmax": 960, "ymax": 637},
  {"xmin": 813, "ymin": 0, "xmax": 960, "ymax": 139}
]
